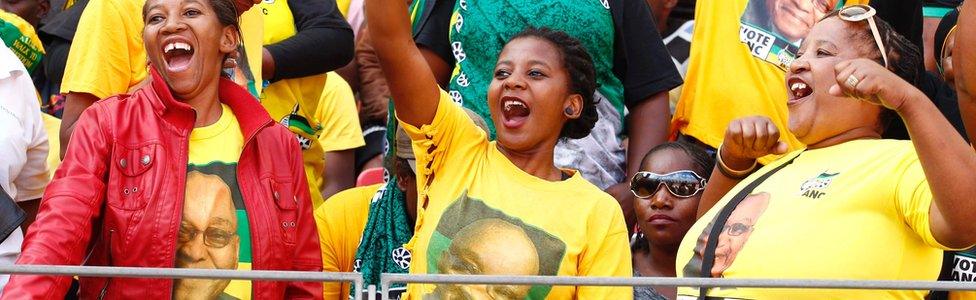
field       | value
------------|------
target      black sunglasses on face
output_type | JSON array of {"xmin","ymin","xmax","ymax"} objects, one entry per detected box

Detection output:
[{"xmin": 630, "ymin": 170, "xmax": 707, "ymax": 199}]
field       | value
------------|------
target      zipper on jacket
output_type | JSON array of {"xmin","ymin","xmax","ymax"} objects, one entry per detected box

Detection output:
[{"xmin": 97, "ymin": 229, "xmax": 115, "ymax": 300}]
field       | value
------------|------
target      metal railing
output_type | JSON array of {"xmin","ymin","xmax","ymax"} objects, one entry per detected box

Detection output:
[
  {"xmin": 4, "ymin": 265, "xmax": 976, "ymax": 300},
  {"xmin": 0, "ymin": 265, "xmax": 365, "ymax": 300},
  {"xmin": 378, "ymin": 274, "xmax": 976, "ymax": 300}
]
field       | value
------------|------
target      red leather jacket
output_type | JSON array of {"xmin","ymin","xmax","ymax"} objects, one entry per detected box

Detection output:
[{"xmin": 3, "ymin": 68, "xmax": 322, "ymax": 299}]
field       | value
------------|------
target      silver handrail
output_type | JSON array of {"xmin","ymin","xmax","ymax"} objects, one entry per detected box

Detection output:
[
  {"xmin": 0, "ymin": 265, "xmax": 364, "ymax": 300},
  {"xmin": 378, "ymin": 273, "xmax": 976, "ymax": 300}
]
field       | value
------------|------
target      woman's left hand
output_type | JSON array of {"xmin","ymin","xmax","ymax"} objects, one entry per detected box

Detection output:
[{"xmin": 829, "ymin": 58, "xmax": 920, "ymax": 112}]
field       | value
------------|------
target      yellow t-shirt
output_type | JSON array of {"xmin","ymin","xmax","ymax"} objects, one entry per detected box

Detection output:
[
  {"xmin": 317, "ymin": 72, "xmax": 366, "ymax": 153},
  {"xmin": 62, "ymin": 0, "xmax": 263, "ymax": 99},
  {"xmin": 399, "ymin": 91, "xmax": 631, "ymax": 300},
  {"xmin": 179, "ymin": 104, "xmax": 252, "ymax": 299},
  {"xmin": 314, "ymin": 184, "xmax": 382, "ymax": 300},
  {"xmin": 260, "ymin": 0, "xmax": 364, "ymax": 209},
  {"xmin": 41, "ymin": 114, "xmax": 60, "ymax": 178},
  {"xmin": 676, "ymin": 139, "xmax": 954, "ymax": 299},
  {"xmin": 672, "ymin": 0, "xmax": 866, "ymax": 164},
  {"xmin": 336, "ymin": 0, "xmax": 352, "ymax": 17}
]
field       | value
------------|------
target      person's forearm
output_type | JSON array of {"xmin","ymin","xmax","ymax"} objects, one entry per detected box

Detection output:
[
  {"xmin": 59, "ymin": 92, "xmax": 99, "ymax": 158},
  {"xmin": 900, "ymin": 90, "xmax": 976, "ymax": 248},
  {"xmin": 958, "ymin": 88, "xmax": 976, "ymax": 150},
  {"xmin": 265, "ymin": 28, "xmax": 354, "ymax": 80},
  {"xmin": 17, "ymin": 199, "xmax": 40, "ymax": 232},
  {"xmin": 364, "ymin": 0, "xmax": 441, "ymax": 127},
  {"xmin": 420, "ymin": 47, "xmax": 452, "ymax": 88},
  {"xmin": 697, "ymin": 165, "xmax": 744, "ymax": 218},
  {"xmin": 626, "ymin": 92, "xmax": 670, "ymax": 175},
  {"xmin": 323, "ymin": 150, "xmax": 356, "ymax": 200}
]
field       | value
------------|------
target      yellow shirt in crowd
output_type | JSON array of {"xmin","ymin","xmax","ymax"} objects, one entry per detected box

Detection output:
[
  {"xmin": 260, "ymin": 0, "xmax": 364, "ymax": 209},
  {"xmin": 314, "ymin": 184, "xmax": 382, "ymax": 299},
  {"xmin": 183, "ymin": 105, "xmax": 252, "ymax": 299},
  {"xmin": 399, "ymin": 91, "xmax": 631, "ymax": 299},
  {"xmin": 672, "ymin": 0, "xmax": 865, "ymax": 164},
  {"xmin": 676, "ymin": 140, "xmax": 956, "ymax": 299},
  {"xmin": 62, "ymin": 0, "xmax": 264, "ymax": 99}
]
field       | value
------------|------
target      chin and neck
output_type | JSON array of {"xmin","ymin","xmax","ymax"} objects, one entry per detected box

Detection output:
[
  {"xmin": 495, "ymin": 137, "xmax": 563, "ymax": 181},
  {"xmin": 802, "ymin": 126, "xmax": 883, "ymax": 150},
  {"xmin": 172, "ymin": 77, "xmax": 223, "ymax": 128}
]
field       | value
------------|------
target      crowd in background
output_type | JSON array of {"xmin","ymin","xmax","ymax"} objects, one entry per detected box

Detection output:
[{"xmin": 0, "ymin": 0, "xmax": 974, "ymax": 299}]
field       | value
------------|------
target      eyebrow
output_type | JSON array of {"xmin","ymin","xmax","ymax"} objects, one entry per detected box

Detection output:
[{"xmin": 495, "ymin": 59, "xmax": 552, "ymax": 68}]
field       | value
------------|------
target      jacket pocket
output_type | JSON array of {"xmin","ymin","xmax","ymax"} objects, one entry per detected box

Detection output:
[
  {"xmin": 107, "ymin": 142, "xmax": 161, "ymax": 211},
  {"xmin": 268, "ymin": 177, "xmax": 298, "ymax": 246}
]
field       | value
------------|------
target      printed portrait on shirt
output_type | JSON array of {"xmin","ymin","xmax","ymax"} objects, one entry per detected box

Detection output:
[
  {"xmin": 425, "ymin": 192, "xmax": 566, "ymax": 300},
  {"xmin": 739, "ymin": 0, "xmax": 837, "ymax": 69},
  {"xmin": 174, "ymin": 166, "xmax": 250, "ymax": 300},
  {"xmin": 682, "ymin": 192, "xmax": 771, "ymax": 278}
]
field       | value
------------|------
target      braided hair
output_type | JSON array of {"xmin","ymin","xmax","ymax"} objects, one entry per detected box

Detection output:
[
  {"xmin": 510, "ymin": 27, "xmax": 599, "ymax": 140},
  {"xmin": 821, "ymin": 10, "xmax": 923, "ymax": 133}
]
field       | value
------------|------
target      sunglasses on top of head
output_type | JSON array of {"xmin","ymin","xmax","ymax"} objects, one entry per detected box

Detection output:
[
  {"xmin": 837, "ymin": 5, "xmax": 889, "ymax": 68},
  {"xmin": 630, "ymin": 170, "xmax": 707, "ymax": 199}
]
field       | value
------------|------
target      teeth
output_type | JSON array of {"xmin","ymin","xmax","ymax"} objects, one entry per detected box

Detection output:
[
  {"xmin": 164, "ymin": 42, "xmax": 193, "ymax": 54},
  {"xmin": 790, "ymin": 82, "xmax": 807, "ymax": 92},
  {"xmin": 503, "ymin": 100, "xmax": 526, "ymax": 110}
]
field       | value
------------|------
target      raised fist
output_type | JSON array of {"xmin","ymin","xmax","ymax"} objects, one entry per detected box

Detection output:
[{"xmin": 721, "ymin": 116, "xmax": 790, "ymax": 170}]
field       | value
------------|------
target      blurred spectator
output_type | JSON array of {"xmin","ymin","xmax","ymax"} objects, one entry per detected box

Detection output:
[
  {"xmin": 679, "ymin": 8, "xmax": 976, "ymax": 298},
  {"xmin": 671, "ymin": 0, "xmax": 835, "ymax": 165},
  {"xmin": 935, "ymin": 8, "xmax": 959, "ymax": 87},
  {"xmin": 956, "ymin": 0, "xmax": 974, "ymax": 145},
  {"xmin": 34, "ymin": 0, "xmax": 87, "ymax": 114},
  {"xmin": 931, "ymin": 3, "xmax": 976, "ymax": 299},
  {"xmin": 646, "ymin": 0, "xmax": 697, "ymax": 111},
  {"xmin": 413, "ymin": 0, "xmax": 683, "ymax": 231},
  {"xmin": 258, "ymin": 0, "xmax": 358, "ymax": 206},
  {"xmin": 0, "ymin": 40, "xmax": 50, "ymax": 296},
  {"xmin": 922, "ymin": 0, "xmax": 962, "ymax": 72},
  {"xmin": 630, "ymin": 141, "xmax": 713, "ymax": 300},
  {"xmin": 316, "ymin": 110, "xmax": 486, "ymax": 299}
]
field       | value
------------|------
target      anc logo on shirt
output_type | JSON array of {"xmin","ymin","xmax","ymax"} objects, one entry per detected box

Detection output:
[
  {"xmin": 799, "ymin": 171, "xmax": 839, "ymax": 200},
  {"xmin": 279, "ymin": 112, "xmax": 321, "ymax": 151}
]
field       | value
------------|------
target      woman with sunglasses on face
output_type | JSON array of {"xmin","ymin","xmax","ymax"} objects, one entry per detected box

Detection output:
[
  {"xmin": 675, "ymin": 5, "xmax": 976, "ymax": 299},
  {"xmin": 629, "ymin": 141, "xmax": 714, "ymax": 300}
]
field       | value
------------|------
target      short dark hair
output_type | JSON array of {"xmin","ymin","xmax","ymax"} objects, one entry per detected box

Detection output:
[
  {"xmin": 142, "ymin": 0, "xmax": 240, "ymax": 30},
  {"xmin": 823, "ymin": 10, "xmax": 922, "ymax": 132},
  {"xmin": 510, "ymin": 27, "xmax": 599, "ymax": 140}
]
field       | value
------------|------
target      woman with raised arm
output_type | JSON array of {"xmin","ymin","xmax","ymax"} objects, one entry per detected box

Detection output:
[
  {"xmin": 2, "ymin": 0, "xmax": 321, "ymax": 298},
  {"xmin": 677, "ymin": 5, "xmax": 976, "ymax": 299},
  {"xmin": 364, "ymin": 1, "xmax": 632, "ymax": 299}
]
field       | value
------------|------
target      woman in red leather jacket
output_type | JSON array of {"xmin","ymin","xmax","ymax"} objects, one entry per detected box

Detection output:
[{"xmin": 2, "ymin": 0, "xmax": 322, "ymax": 298}]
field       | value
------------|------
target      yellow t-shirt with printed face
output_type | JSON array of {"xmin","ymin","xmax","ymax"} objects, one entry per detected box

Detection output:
[
  {"xmin": 260, "ymin": 0, "xmax": 364, "ymax": 209},
  {"xmin": 314, "ymin": 184, "xmax": 382, "ymax": 300},
  {"xmin": 62, "ymin": 0, "xmax": 264, "ymax": 99},
  {"xmin": 179, "ymin": 104, "xmax": 252, "ymax": 299},
  {"xmin": 672, "ymin": 0, "xmax": 867, "ymax": 164},
  {"xmin": 676, "ymin": 139, "xmax": 955, "ymax": 299},
  {"xmin": 399, "ymin": 91, "xmax": 632, "ymax": 300}
]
